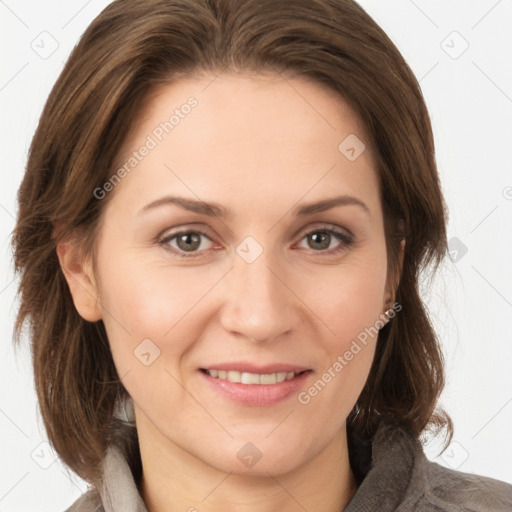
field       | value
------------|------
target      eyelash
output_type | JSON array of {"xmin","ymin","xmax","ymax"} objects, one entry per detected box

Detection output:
[{"xmin": 157, "ymin": 225, "xmax": 355, "ymax": 259}]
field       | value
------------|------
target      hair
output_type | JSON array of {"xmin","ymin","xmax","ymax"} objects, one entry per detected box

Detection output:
[{"xmin": 13, "ymin": 0, "xmax": 452, "ymax": 486}]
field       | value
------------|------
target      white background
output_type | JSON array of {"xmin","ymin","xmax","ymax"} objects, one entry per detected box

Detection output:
[{"xmin": 1, "ymin": 1, "xmax": 511, "ymax": 510}]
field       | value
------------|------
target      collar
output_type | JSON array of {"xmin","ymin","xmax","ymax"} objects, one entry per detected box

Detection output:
[{"xmin": 96, "ymin": 421, "xmax": 427, "ymax": 512}]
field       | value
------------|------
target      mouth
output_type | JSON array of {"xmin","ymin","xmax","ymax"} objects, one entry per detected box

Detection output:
[
  {"xmin": 200, "ymin": 368, "xmax": 309, "ymax": 385},
  {"xmin": 198, "ymin": 364, "xmax": 312, "ymax": 406}
]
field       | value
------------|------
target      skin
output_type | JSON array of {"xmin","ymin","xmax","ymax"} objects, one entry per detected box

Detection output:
[{"xmin": 58, "ymin": 73, "xmax": 401, "ymax": 512}]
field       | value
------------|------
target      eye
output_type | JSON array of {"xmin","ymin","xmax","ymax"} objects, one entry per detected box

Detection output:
[
  {"xmin": 296, "ymin": 226, "xmax": 354, "ymax": 254},
  {"xmin": 159, "ymin": 230, "xmax": 214, "ymax": 257},
  {"xmin": 157, "ymin": 225, "xmax": 354, "ymax": 258}
]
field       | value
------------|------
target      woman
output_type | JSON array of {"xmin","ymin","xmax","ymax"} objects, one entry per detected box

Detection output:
[{"xmin": 12, "ymin": 0, "xmax": 512, "ymax": 510}]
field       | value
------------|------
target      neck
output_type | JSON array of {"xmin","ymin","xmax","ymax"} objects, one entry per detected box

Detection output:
[{"xmin": 137, "ymin": 416, "xmax": 358, "ymax": 512}]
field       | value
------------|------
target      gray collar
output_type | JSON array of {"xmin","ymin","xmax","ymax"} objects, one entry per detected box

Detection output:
[{"xmin": 68, "ymin": 421, "xmax": 511, "ymax": 512}]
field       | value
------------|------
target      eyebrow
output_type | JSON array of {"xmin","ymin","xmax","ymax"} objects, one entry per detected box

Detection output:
[
  {"xmin": 294, "ymin": 195, "xmax": 370, "ymax": 217},
  {"xmin": 139, "ymin": 196, "xmax": 230, "ymax": 217},
  {"xmin": 139, "ymin": 194, "xmax": 370, "ymax": 218}
]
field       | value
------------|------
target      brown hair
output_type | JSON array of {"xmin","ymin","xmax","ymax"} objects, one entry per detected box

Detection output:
[{"xmin": 13, "ymin": 0, "xmax": 452, "ymax": 485}]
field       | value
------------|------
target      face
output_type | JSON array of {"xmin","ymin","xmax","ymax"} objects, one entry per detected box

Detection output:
[{"xmin": 77, "ymin": 73, "xmax": 393, "ymax": 476}]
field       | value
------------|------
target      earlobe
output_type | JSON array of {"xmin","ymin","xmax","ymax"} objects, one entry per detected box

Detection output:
[{"xmin": 56, "ymin": 241, "xmax": 103, "ymax": 322}]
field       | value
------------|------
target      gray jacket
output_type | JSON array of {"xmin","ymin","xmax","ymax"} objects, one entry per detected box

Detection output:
[{"xmin": 65, "ymin": 421, "xmax": 512, "ymax": 511}]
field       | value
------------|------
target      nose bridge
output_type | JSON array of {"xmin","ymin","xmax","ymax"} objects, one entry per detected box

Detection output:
[{"xmin": 219, "ymin": 240, "xmax": 297, "ymax": 342}]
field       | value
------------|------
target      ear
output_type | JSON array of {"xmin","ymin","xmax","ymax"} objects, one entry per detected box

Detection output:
[{"xmin": 56, "ymin": 239, "xmax": 103, "ymax": 322}]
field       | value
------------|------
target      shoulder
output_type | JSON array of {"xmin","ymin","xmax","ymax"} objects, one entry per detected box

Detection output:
[
  {"xmin": 349, "ymin": 421, "xmax": 512, "ymax": 512},
  {"xmin": 418, "ymin": 459, "xmax": 512, "ymax": 512},
  {"xmin": 64, "ymin": 489, "xmax": 103, "ymax": 512}
]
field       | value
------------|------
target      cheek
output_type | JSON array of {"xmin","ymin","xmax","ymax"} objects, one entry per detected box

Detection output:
[
  {"xmin": 95, "ymin": 258, "xmax": 211, "ymax": 418},
  {"xmin": 307, "ymin": 256, "xmax": 388, "ymax": 346},
  {"xmin": 98, "ymin": 235, "xmax": 221, "ymax": 324},
  {"xmin": 299, "ymin": 251, "xmax": 387, "ymax": 398},
  {"xmin": 295, "ymin": 268, "xmax": 386, "ymax": 431},
  {"xmin": 94, "ymin": 250, "xmax": 213, "ymax": 370}
]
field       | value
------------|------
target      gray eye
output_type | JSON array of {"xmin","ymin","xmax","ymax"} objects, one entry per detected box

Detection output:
[{"xmin": 307, "ymin": 231, "xmax": 332, "ymax": 250}]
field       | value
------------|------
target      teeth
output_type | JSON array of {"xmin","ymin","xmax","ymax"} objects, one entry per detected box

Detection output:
[
  {"xmin": 259, "ymin": 373, "xmax": 277, "ymax": 384},
  {"xmin": 205, "ymin": 369, "xmax": 299, "ymax": 384},
  {"xmin": 242, "ymin": 372, "xmax": 261, "ymax": 384},
  {"xmin": 227, "ymin": 371, "xmax": 241, "ymax": 383}
]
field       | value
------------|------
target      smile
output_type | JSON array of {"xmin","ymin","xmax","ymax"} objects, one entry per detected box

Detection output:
[
  {"xmin": 199, "ymin": 367, "xmax": 312, "ymax": 406},
  {"xmin": 203, "ymin": 369, "xmax": 301, "ymax": 385}
]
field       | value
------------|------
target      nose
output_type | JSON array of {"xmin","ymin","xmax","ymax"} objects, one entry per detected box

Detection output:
[{"xmin": 218, "ymin": 248, "xmax": 300, "ymax": 343}]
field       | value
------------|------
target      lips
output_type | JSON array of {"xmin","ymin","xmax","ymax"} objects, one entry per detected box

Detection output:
[
  {"xmin": 198, "ymin": 362, "xmax": 312, "ymax": 406},
  {"xmin": 200, "ymin": 362, "xmax": 309, "ymax": 374}
]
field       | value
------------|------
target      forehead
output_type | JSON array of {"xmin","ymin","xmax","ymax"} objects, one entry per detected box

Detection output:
[
  {"xmin": 107, "ymin": 72, "xmax": 380, "ymax": 219},
  {"xmin": 134, "ymin": 72, "xmax": 373, "ymax": 154}
]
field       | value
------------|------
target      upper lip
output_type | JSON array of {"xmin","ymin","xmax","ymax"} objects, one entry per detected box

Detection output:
[{"xmin": 200, "ymin": 362, "xmax": 310, "ymax": 374}]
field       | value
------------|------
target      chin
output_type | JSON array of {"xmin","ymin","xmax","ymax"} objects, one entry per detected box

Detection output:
[
  {"xmin": 220, "ymin": 452, "xmax": 304, "ymax": 478},
  {"xmin": 196, "ymin": 434, "xmax": 312, "ymax": 478}
]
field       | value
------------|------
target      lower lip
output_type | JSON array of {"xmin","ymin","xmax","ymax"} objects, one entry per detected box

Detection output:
[{"xmin": 199, "ymin": 370, "xmax": 312, "ymax": 406}]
